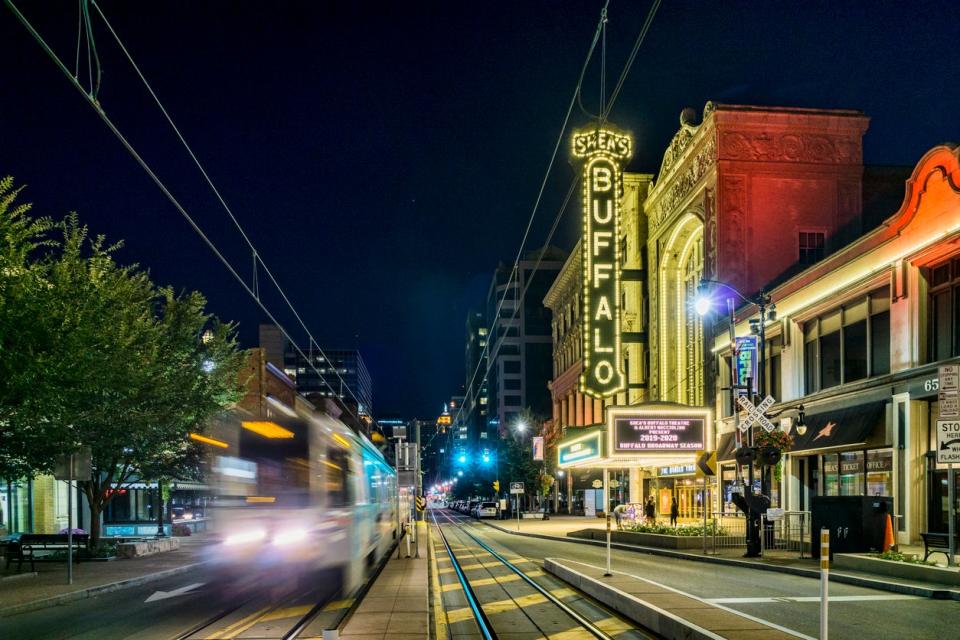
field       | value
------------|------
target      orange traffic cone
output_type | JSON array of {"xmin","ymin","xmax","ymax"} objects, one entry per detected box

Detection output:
[{"xmin": 882, "ymin": 513, "xmax": 896, "ymax": 552}]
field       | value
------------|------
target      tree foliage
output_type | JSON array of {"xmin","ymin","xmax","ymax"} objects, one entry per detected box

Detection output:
[{"xmin": 0, "ymin": 178, "xmax": 245, "ymax": 543}]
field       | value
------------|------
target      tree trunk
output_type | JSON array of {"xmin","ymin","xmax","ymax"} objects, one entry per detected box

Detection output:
[{"xmin": 88, "ymin": 502, "xmax": 102, "ymax": 548}]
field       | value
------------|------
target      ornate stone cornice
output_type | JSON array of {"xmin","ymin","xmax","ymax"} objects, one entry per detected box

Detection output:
[
  {"xmin": 718, "ymin": 130, "xmax": 862, "ymax": 164},
  {"xmin": 645, "ymin": 103, "xmax": 718, "ymax": 234}
]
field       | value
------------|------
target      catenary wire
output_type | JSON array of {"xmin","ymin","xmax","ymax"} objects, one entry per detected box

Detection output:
[
  {"xmin": 451, "ymin": 0, "xmax": 661, "ymax": 433},
  {"xmin": 87, "ymin": 0, "xmax": 365, "ymax": 413},
  {"xmin": 4, "ymin": 0, "xmax": 364, "ymax": 423},
  {"xmin": 453, "ymin": 0, "xmax": 610, "ymax": 433}
]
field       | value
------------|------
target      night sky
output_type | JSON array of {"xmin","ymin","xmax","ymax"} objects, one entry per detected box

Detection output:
[{"xmin": 3, "ymin": 1, "xmax": 958, "ymax": 418}]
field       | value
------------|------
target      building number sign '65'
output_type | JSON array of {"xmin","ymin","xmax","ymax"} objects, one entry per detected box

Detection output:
[{"xmin": 574, "ymin": 126, "xmax": 632, "ymax": 398}]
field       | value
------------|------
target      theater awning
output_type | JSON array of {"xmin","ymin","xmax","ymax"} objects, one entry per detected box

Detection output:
[{"xmin": 790, "ymin": 401, "xmax": 886, "ymax": 453}]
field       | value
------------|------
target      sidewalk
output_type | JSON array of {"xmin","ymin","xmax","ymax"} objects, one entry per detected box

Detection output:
[
  {"xmin": 0, "ymin": 533, "xmax": 214, "ymax": 617},
  {"xmin": 338, "ymin": 526, "xmax": 428, "ymax": 640},
  {"xmin": 481, "ymin": 515, "xmax": 960, "ymax": 599}
]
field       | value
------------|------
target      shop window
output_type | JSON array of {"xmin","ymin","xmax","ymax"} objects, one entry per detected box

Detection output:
[
  {"xmin": 866, "ymin": 449, "xmax": 893, "ymax": 496},
  {"xmin": 765, "ymin": 335, "xmax": 783, "ymax": 399},
  {"xmin": 839, "ymin": 451, "xmax": 864, "ymax": 496},
  {"xmin": 822, "ymin": 454, "xmax": 839, "ymax": 496}
]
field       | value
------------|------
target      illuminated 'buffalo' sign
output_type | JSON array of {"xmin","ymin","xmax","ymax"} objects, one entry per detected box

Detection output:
[{"xmin": 573, "ymin": 126, "xmax": 632, "ymax": 397}]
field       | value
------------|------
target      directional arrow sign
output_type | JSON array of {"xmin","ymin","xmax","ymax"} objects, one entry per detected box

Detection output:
[
  {"xmin": 145, "ymin": 582, "xmax": 204, "ymax": 603},
  {"xmin": 695, "ymin": 450, "xmax": 717, "ymax": 478},
  {"xmin": 937, "ymin": 420, "xmax": 960, "ymax": 464}
]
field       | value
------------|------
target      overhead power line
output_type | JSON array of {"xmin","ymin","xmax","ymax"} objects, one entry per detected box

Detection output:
[
  {"xmin": 451, "ymin": 0, "xmax": 662, "ymax": 432},
  {"xmin": 85, "ymin": 0, "xmax": 365, "ymax": 415},
  {"xmin": 5, "ymin": 0, "xmax": 364, "ymax": 423}
]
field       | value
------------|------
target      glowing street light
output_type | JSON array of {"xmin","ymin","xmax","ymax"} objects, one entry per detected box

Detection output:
[
  {"xmin": 457, "ymin": 470, "xmax": 463, "ymax": 477},
  {"xmin": 515, "ymin": 420, "xmax": 528, "ymax": 434}
]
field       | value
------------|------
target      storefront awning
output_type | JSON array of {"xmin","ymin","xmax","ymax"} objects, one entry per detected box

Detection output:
[{"xmin": 790, "ymin": 401, "xmax": 886, "ymax": 453}]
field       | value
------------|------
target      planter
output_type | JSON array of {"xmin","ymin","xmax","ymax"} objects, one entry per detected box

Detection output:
[
  {"xmin": 117, "ymin": 537, "xmax": 181, "ymax": 559},
  {"xmin": 833, "ymin": 553, "xmax": 960, "ymax": 586},
  {"xmin": 568, "ymin": 528, "xmax": 705, "ymax": 550}
]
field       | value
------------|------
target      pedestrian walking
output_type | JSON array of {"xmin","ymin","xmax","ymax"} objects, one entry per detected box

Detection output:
[{"xmin": 670, "ymin": 497, "xmax": 679, "ymax": 527}]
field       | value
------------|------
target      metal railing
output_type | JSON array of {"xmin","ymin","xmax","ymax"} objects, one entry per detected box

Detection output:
[
  {"xmin": 709, "ymin": 511, "xmax": 748, "ymax": 553},
  {"xmin": 760, "ymin": 511, "xmax": 811, "ymax": 559}
]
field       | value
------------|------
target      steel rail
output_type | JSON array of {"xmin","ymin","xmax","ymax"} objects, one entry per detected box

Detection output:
[
  {"xmin": 430, "ymin": 510, "xmax": 498, "ymax": 640},
  {"xmin": 437, "ymin": 510, "xmax": 615, "ymax": 640}
]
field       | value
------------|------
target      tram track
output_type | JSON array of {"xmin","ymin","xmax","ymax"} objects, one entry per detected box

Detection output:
[{"xmin": 433, "ymin": 509, "xmax": 652, "ymax": 640}]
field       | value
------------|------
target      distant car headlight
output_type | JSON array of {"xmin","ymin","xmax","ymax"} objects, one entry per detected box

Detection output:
[
  {"xmin": 224, "ymin": 529, "xmax": 267, "ymax": 546},
  {"xmin": 183, "ymin": 513, "xmax": 194, "ymax": 520},
  {"xmin": 273, "ymin": 528, "xmax": 309, "ymax": 547}
]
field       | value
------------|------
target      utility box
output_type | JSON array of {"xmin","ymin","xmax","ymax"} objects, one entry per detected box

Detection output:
[{"xmin": 811, "ymin": 496, "xmax": 893, "ymax": 558}]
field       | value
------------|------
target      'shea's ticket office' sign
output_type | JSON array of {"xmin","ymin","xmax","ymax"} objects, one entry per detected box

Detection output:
[{"xmin": 573, "ymin": 126, "xmax": 632, "ymax": 398}]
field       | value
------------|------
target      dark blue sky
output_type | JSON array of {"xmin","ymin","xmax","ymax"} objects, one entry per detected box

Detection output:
[{"xmin": 3, "ymin": 1, "xmax": 958, "ymax": 418}]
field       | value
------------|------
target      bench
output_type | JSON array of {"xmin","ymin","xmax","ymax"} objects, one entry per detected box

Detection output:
[
  {"xmin": 920, "ymin": 532, "xmax": 959, "ymax": 562},
  {"xmin": 4, "ymin": 534, "xmax": 90, "ymax": 573}
]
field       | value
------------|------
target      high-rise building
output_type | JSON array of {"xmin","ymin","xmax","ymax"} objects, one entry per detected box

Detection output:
[
  {"xmin": 259, "ymin": 324, "xmax": 374, "ymax": 429},
  {"xmin": 461, "ymin": 310, "xmax": 489, "ymax": 449},
  {"xmin": 485, "ymin": 246, "xmax": 566, "ymax": 435}
]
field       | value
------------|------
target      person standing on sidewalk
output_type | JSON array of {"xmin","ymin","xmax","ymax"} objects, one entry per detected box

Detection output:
[
  {"xmin": 613, "ymin": 502, "xmax": 627, "ymax": 530},
  {"xmin": 644, "ymin": 497, "xmax": 655, "ymax": 524},
  {"xmin": 670, "ymin": 497, "xmax": 679, "ymax": 527}
]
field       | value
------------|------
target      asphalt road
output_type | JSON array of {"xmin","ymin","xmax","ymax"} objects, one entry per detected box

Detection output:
[
  {"xmin": 0, "ymin": 564, "xmax": 340, "ymax": 640},
  {"xmin": 447, "ymin": 511, "xmax": 960, "ymax": 640}
]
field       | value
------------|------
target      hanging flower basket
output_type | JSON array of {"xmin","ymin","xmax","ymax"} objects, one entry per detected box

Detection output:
[{"xmin": 755, "ymin": 429, "xmax": 793, "ymax": 451}]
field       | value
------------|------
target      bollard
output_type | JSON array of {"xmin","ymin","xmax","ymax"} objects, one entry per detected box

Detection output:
[
  {"xmin": 820, "ymin": 528, "xmax": 829, "ymax": 640},
  {"xmin": 604, "ymin": 513, "xmax": 612, "ymax": 577}
]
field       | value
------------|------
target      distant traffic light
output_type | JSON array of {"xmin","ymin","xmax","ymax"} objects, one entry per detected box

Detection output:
[{"xmin": 493, "ymin": 480, "xmax": 500, "ymax": 492}]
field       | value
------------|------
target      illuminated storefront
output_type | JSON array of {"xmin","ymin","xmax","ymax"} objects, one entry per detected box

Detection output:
[{"xmin": 710, "ymin": 144, "xmax": 960, "ymax": 544}]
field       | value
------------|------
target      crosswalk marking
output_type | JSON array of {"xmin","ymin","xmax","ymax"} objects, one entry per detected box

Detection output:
[{"xmin": 708, "ymin": 594, "xmax": 921, "ymax": 604}]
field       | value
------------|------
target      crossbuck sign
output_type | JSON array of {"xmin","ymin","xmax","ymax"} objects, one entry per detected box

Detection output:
[{"xmin": 737, "ymin": 395, "xmax": 776, "ymax": 433}]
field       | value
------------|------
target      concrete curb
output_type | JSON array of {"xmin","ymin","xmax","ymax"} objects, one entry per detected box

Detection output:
[
  {"xmin": 544, "ymin": 558, "xmax": 728, "ymax": 640},
  {"xmin": 481, "ymin": 521, "xmax": 960, "ymax": 601},
  {"xmin": 0, "ymin": 561, "xmax": 209, "ymax": 618}
]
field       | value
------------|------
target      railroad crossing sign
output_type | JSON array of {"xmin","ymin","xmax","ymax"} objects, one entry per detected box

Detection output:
[
  {"xmin": 509, "ymin": 482, "xmax": 525, "ymax": 495},
  {"xmin": 737, "ymin": 394, "xmax": 776, "ymax": 432},
  {"xmin": 695, "ymin": 450, "xmax": 717, "ymax": 478},
  {"xmin": 936, "ymin": 419, "xmax": 960, "ymax": 464},
  {"xmin": 415, "ymin": 496, "xmax": 426, "ymax": 512}
]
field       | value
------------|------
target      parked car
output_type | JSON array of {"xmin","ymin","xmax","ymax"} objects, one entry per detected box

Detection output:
[{"xmin": 474, "ymin": 502, "xmax": 498, "ymax": 519}]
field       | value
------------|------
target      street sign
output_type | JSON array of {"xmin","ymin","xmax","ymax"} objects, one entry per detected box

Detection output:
[
  {"xmin": 737, "ymin": 395, "xmax": 776, "ymax": 432},
  {"xmin": 939, "ymin": 364, "xmax": 960, "ymax": 419},
  {"xmin": 936, "ymin": 419, "xmax": 960, "ymax": 464},
  {"xmin": 509, "ymin": 482, "xmax": 525, "ymax": 495},
  {"xmin": 415, "ymin": 496, "xmax": 426, "ymax": 512},
  {"xmin": 766, "ymin": 507, "xmax": 785, "ymax": 521},
  {"xmin": 695, "ymin": 450, "xmax": 717, "ymax": 478},
  {"xmin": 53, "ymin": 447, "xmax": 92, "ymax": 481}
]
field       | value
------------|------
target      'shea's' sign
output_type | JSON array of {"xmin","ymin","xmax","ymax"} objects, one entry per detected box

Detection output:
[{"xmin": 573, "ymin": 126, "xmax": 632, "ymax": 398}]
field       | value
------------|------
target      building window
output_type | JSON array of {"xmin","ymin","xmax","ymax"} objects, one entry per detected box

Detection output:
[
  {"xmin": 804, "ymin": 288, "xmax": 891, "ymax": 393},
  {"xmin": 503, "ymin": 360, "xmax": 521, "ymax": 374},
  {"xmin": 799, "ymin": 231, "xmax": 825, "ymax": 265},
  {"xmin": 504, "ymin": 395, "xmax": 522, "ymax": 408},
  {"xmin": 928, "ymin": 256, "xmax": 960, "ymax": 362},
  {"xmin": 765, "ymin": 335, "xmax": 783, "ymax": 400},
  {"xmin": 503, "ymin": 378, "xmax": 521, "ymax": 391}
]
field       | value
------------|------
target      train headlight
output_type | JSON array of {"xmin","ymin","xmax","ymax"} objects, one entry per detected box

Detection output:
[
  {"xmin": 224, "ymin": 529, "xmax": 267, "ymax": 546},
  {"xmin": 273, "ymin": 528, "xmax": 309, "ymax": 547}
]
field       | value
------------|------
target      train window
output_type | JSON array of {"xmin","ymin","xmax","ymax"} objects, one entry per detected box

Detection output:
[{"xmin": 325, "ymin": 448, "xmax": 351, "ymax": 507}]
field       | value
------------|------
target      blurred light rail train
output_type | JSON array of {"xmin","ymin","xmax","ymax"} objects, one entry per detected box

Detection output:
[{"xmin": 207, "ymin": 410, "xmax": 397, "ymax": 592}]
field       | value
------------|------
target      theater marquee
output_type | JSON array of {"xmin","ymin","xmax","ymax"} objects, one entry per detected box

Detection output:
[
  {"xmin": 573, "ymin": 126, "xmax": 633, "ymax": 398},
  {"xmin": 607, "ymin": 406, "xmax": 710, "ymax": 454}
]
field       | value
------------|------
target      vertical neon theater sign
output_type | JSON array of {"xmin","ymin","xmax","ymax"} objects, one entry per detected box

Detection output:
[{"xmin": 573, "ymin": 126, "xmax": 632, "ymax": 398}]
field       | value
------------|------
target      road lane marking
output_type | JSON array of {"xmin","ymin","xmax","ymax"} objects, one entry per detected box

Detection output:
[
  {"xmin": 559, "ymin": 558, "xmax": 815, "ymax": 640},
  {"xmin": 204, "ymin": 606, "xmax": 270, "ymax": 639},
  {"xmin": 708, "ymin": 594, "xmax": 921, "ymax": 604},
  {"xmin": 144, "ymin": 582, "xmax": 204, "ymax": 602}
]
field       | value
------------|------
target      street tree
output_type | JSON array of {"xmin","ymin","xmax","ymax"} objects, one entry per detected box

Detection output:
[{"xmin": 0, "ymin": 182, "xmax": 245, "ymax": 544}]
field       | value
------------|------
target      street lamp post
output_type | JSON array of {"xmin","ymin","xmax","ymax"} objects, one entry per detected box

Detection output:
[{"xmin": 697, "ymin": 279, "xmax": 775, "ymax": 558}]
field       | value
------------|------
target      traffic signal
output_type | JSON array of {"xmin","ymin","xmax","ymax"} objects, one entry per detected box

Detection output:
[{"xmin": 493, "ymin": 480, "xmax": 500, "ymax": 492}]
